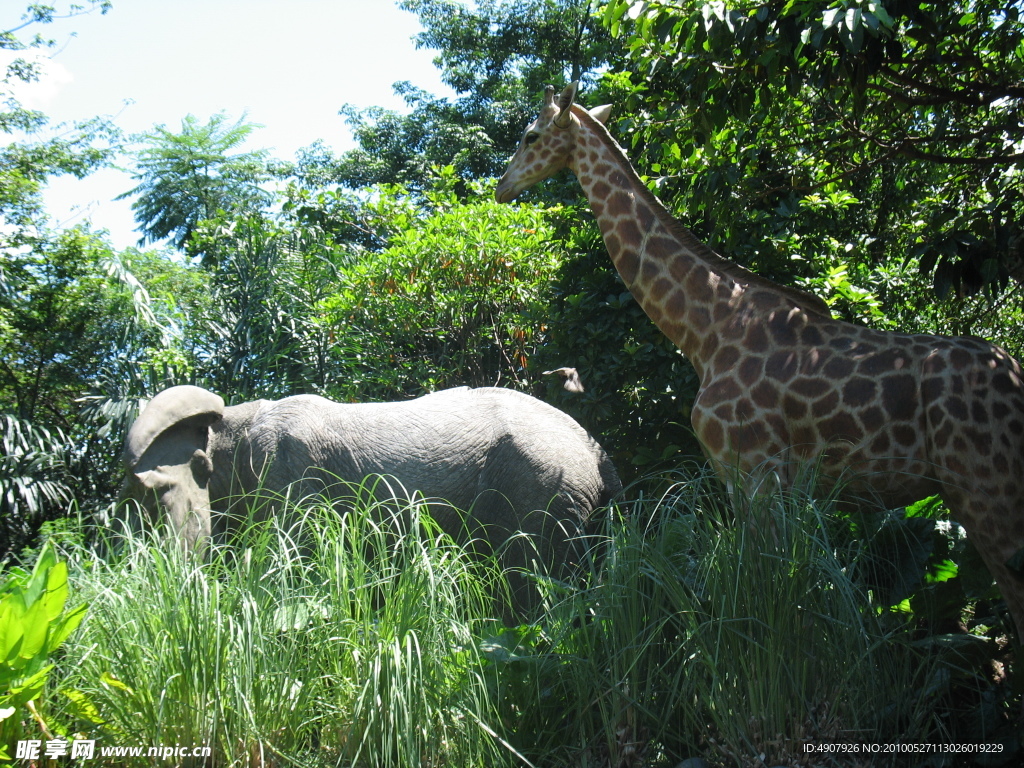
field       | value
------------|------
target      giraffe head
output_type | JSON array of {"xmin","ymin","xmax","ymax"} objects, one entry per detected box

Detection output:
[{"xmin": 495, "ymin": 82, "xmax": 612, "ymax": 203}]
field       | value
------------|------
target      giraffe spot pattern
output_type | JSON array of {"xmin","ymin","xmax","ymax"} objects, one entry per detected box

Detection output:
[
  {"xmin": 666, "ymin": 289, "xmax": 687, "ymax": 319},
  {"xmin": 767, "ymin": 312, "xmax": 798, "ymax": 345},
  {"xmin": 871, "ymin": 433, "xmax": 890, "ymax": 454},
  {"xmin": 738, "ymin": 357, "xmax": 763, "ymax": 387},
  {"xmin": 783, "ymin": 394, "xmax": 808, "ymax": 420},
  {"xmin": 881, "ymin": 375, "xmax": 917, "ymax": 420},
  {"xmin": 859, "ymin": 348, "xmax": 908, "ymax": 375},
  {"xmin": 823, "ymin": 356, "xmax": 856, "ymax": 378},
  {"xmin": 607, "ymin": 191, "xmax": 632, "ymax": 217},
  {"xmin": 765, "ymin": 351, "xmax": 798, "ymax": 382},
  {"xmin": 860, "ymin": 406, "xmax": 885, "ymax": 433},
  {"xmin": 735, "ymin": 398, "xmax": 756, "ymax": 421},
  {"xmin": 744, "ymin": 323, "xmax": 769, "ymax": 349},
  {"xmin": 650, "ymin": 276, "xmax": 673, "ymax": 303},
  {"xmin": 811, "ymin": 391, "xmax": 840, "ymax": 419},
  {"xmin": 790, "ymin": 377, "xmax": 830, "ymax": 399},
  {"xmin": 842, "ymin": 377, "xmax": 877, "ymax": 407},
  {"xmin": 713, "ymin": 345, "xmax": 741, "ymax": 371},
  {"xmin": 619, "ymin": 219, "xmax": 642, "ymax": 250},
  {"xmin": 751, "ymin": 380, "xmax": 780, "ymax": 409},
  {"xmin": 892, "ymin": 425, "xmax": 917, "ymax": 447},
  {"xmin": 636, "ymin": 203, "xmax": 656, "ymax": 231},
  {"xmin": 616, "ymin": 247, "xmax": 639, "ymax": 284},
  {"xmin": 821, "ymin": 412, "xmax": 863, "ymax": 442}
]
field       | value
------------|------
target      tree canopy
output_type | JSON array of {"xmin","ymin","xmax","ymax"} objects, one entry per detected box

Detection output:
[
  {"xmin": 315, "ymin": 0, "xmax": 615, "ymax": 190},
  {"xmin": 119, "ymin": 113, "xmax": 277, "ymax": 258},
  {"xmin": 603, "ymin": 0, "xmax": 1024, "ymax": 311}
]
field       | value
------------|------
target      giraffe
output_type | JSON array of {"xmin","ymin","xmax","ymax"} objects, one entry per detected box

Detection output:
[{"xmin": 495, "ymin": 82, "xmax": 1024, "ymax": 642}]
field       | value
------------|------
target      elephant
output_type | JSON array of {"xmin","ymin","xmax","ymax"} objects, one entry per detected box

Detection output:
[{"xmin": 119, "ymin": 384, "xmax": 621, "ymax": 614}]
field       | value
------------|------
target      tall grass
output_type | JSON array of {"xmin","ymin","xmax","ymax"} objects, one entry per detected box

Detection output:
[
  {"xmin": 56, "ymin": 482, "xmax": 512, "ymax": 767},
  {"xmin": 478, "ymin": 468, "xmax": 965, "ymax": 766},
  {"xmin": 50, "ymin": 468, "xmax": 1003, "ymax": 767}
]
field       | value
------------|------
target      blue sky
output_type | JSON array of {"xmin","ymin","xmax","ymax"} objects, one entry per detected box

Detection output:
[{"xmin": 3, "ymin": 1, "xmax": 456, "ymax": 249}]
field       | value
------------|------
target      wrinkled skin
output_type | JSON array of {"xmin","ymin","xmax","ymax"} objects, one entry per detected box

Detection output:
[{"xmin": 120, "ymin": 385, "xmax": 621, "ymax": 615}]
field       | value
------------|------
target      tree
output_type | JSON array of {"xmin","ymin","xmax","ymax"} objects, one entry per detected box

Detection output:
[
  {"xmin": 320, "ymin": 173, "xmax": 565, "ymax": 400},
  {"xmin": 120, "ymin": 113, "xmax": 277, "ymax": 258},
  {"xmin": 309, "ymin": 0, "xmax": 615, "ymax": 191},
  {"xmin": 2, "ymin": 3, "xmax": 118, "ymax": 254},
  {"xmin": 185, "ymin": 211, "xmax": 347, "ymax": 401},
  {"xmin": 600, "ymin": 0, "xmax": 1024, "ymax": 339}
]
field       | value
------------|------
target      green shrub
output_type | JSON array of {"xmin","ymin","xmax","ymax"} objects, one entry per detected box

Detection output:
[{"xmin": 0, "ymin": 542, "xmax": 88, "ymax": 760}]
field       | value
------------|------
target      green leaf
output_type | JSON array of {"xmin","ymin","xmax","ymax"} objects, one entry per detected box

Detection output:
[
  {"xmin": 100, "ymin": 671, "xmax": 135, "ymax": 695},
  {"xmin": 822, "ymin": 8, "xmax": 842, "ymax": 29},
  {"xmin": 47, "ymin": 603, "xmax": 87, "ymax": 653},
  {"xmin": 18, "ymin": 599, "xmax": 49, "ymax": 661},
  {"xmin": 4, "ymin": 664, "xmax": 52, "ymax": 708},
  {"xmin": 62, "ymin": 689, "xmax": 104, "ymax": 725}
]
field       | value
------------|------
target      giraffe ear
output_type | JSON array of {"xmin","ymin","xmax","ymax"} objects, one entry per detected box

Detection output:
[
  {"xmin": 554, "ymin": 81, "xmax": 579, "ymax": 128},
  {"xmin": 589, "ymin": 104, "xmax": 612, "ymax": 124}
]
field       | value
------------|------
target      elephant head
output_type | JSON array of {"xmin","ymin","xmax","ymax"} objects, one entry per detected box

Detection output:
[{"xmin": 121, "ymin": 385, "xmax": 225, "ymax": 549}]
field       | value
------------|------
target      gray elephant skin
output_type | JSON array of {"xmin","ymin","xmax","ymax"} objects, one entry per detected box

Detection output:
[{"xmin": 120, "ymin": 384, "xmax": 621, "ymax": 612}]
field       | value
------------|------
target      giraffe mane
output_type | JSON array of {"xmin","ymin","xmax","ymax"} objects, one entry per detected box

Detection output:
[{"xmin": 569, "ymin": 104, "xmax": 832, "ymax": 319}]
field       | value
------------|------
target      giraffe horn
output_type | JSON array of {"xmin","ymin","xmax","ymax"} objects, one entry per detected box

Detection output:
[{"xmin": 554, "ymin": 81, "xmax": 579, "ymax": 128}]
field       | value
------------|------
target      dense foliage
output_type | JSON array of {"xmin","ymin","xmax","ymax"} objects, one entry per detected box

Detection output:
[{"xmin": 602, "ymin": 0, "xmax": 1024, "ymax": 341}]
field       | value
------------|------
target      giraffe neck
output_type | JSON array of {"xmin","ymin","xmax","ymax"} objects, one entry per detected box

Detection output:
[
  {"xmin": 566, "ymin": 107, "xmax": 747, "ymax": 378},
  {"xmin": 565, "ymin": 105, "xmax": 829, "ymax": 381}
]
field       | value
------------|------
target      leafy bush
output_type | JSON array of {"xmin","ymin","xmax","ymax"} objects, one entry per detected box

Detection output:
[
  {"xmin": 0, "ymin": 542, "xmax": 87, "ymax": 760},
  {"xmin": 322, "ymin": 182, "xmax": 565, "ymax": 399},
  {"xmin": 480, "ymin": 469, "xmax": 1020, "ymax": 766},
  {"xmin": 0, "ymin": 416, "xmax": 73, "ymax": 557}
]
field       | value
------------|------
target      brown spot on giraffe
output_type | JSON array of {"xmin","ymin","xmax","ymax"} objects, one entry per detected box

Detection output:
[
  {"xmin": 790, "ymin": 377, "xmax": 830, "ymax": 399},
  {"xmin": 738, "ymin": 357, "xmax": 764, "ymax": 387},
  {"xmin": 615, "ymin": 247, "xmax": 639, "ymax": 284},
  {"xmin": 842, "ymin": 377, "xmax": 877, "ymax": 407},
  {"xmin": 823, "ymin": 356, "xmax": 856, "ymax": 379},
  {"xmin": 744, "ymin": 323, "xmax": 769, "ymax": 350},
  {"xmin": 607, "ymin": 191, "xmax": 632, "ymax": 218},
  {"xmin": 783, "ymin": 394, "xmax": 808, "ymax": 421},
  {"xmin": 860, "ymin": 406, "xmax": 885, "ymax": 433},
  {"xmin": 495, "ymin": 81, "xmax": 1024, "ymax": 643},
  {"xmin": 713, "ymin": 345, "xmax": 741, "ymax": 372},
  {"xmin": 650, "ymin": 276, "xmax": 673, "ymax": 303},
  {"xmin": 751, "ymin": 380, "xmax": 780, "ymax": 409},
  {"xmin": 892, "ymin": 425, "xmax": 917, "ymax": 447},
  {"xmin": 765, "ymin": 351, "xmax": 798, "ymax": 383},
  {"xmin": 880, "ymin": 375, "xmax": 917, "ymax": 420}
]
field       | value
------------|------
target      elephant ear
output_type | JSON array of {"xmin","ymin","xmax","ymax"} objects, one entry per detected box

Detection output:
[{"xmin": 124, "ymin": 385, "xmax": 225, "ymax": 469}]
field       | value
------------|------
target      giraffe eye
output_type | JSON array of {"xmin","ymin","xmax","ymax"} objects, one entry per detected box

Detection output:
[{"xmin": 524, "ymin": 132, "xmax": 540, "ymax": 145}]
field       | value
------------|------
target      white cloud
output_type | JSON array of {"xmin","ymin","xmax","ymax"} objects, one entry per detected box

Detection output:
[{"xmin": 1, "ymin": 49, "xmax": 74, "ymax": 110}]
